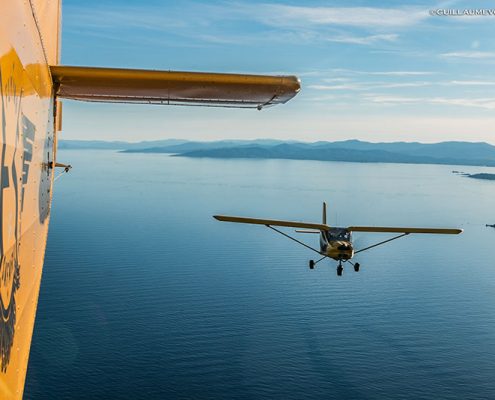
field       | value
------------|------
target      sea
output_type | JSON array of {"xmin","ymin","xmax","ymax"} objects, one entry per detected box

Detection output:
[{"xmin": 24, "ymin": 149, "xmax": 495, "ymax": 399}]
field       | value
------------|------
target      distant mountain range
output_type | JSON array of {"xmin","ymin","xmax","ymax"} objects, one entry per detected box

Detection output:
[
  {"xmin": 58, "ymin": 139, "xmax": 495, "ymax": 167},
  {"xmin": 57, "ymin": 139, "xmax": 189, "ymax": 150}
]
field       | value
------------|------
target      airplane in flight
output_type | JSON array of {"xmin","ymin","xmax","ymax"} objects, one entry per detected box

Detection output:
[
  {"xmin": 214, "ymin": 202, "xmax": 463, "ymax": 276},
  {"xmin": 0, "ymin": 1, "xmax": 300, "ymax": 398}
]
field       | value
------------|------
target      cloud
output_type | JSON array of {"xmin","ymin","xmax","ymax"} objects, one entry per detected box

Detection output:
[
  {"xmin": 441, "ymin": 51, "xmax": 495, "ymax": 59},
  {"xmin": 308, "ymin": 79, "xmax": 495, "ymax": 97},
  {"xmin": 67, "ymin": 3, "xmax": 427, "ymax": 32},
  {"xmin": 366, "ymin": 95, "xmax": 426, "ymax": 104},
  {"xmin": 309, "ymin": 82, "xmax": 431, "ymax": 91},
  {"xmin": 241, "ymin": 4, "xmax": 428, "ymax": 29},
  {"xmin": 66, "ymin": 5, "xmax": 188, "ymax": 31},
  {"xmin": 450, "ymin": 80, "xmax": 495, "ymax": 86},
  {"xmin": 309, "ymin": 84, "xmax": 364, "ymax": 91},
  {"xmin": 328, "ymin": 69, "xmax": 436, "ymax": 76},
  {"xmin": 377, "ymin": 82, "xmax": 430, "ymax": 88},
  {"xmin": 65, "ymin": 2, "xmax": 433, "ymax": 49},
  {"xmin": 366, "ymin": 95, "xmax": 495, "ymax": 110},
  {"xmin": 367, "ymin": 71, "xmax": 435, "ymax": 76},
  {"xmin": 326, "ymin": 34, "xmax": 399, "ymax": 45},
  {"xmin": 430, "ymin": 97, "xmax": 495, "ymax": 110},
  {"xmin": 322, "ymin": 78, "xmax": 352, "ymax": 83}
]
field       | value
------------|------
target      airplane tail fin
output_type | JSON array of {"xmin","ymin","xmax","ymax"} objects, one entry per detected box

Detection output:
[{"xmin": 322, "ymin": 202, "xmax": 327, "ymax": 225}]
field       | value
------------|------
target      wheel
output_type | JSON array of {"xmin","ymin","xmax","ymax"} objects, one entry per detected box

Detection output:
[
  {"xmin": 354, "ymin": 263, "xmax": 360, "ymax": 272},
  {"xmin": 309, "ymin": 260, "xmax": 315, "ymax": 269},
  {"xmin": 337, "ymin": 265, "xmax": 343, "ymax": 276}
]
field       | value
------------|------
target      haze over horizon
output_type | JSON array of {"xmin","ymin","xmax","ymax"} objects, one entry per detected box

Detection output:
[
  {"xmin": 62, "ymin": 0, "xmax": 495, "ymax": 144},
  {"xmin": 61, "ymin": 137, "xmax": 495, "ymax": 146}
]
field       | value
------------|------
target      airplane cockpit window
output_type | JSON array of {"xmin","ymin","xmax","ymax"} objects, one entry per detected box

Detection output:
[{"xmin": 327, "ymin": 229, "xmax": 351, "ymax": 241}]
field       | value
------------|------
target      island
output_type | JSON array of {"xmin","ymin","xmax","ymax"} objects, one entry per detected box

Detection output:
[{"xmin": 466, "ymin": 173, "xmax": 495, "ymax": 181}]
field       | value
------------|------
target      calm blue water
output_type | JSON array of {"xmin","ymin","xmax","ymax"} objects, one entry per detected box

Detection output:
[{"xmin": 24, "ymin": 150, "xmax": 495, "ymax": 399}]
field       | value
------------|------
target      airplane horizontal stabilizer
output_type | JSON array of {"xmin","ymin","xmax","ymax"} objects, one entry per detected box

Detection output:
[
  {"xmin": 50, "ymin": 66, "xmax": 300, "ymax": 108},
  {"xmin": 214, "ymin": 215, "xmax": 329, "ymax": 231},
  {"xmin": 347, "ymin": 226, "xmax": 463, "ymax": 234}
]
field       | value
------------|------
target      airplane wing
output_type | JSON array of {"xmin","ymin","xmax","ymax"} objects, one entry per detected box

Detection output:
[
  {"xmin": 347, "ymin": 226, "xmax": 462, "ymax": 234},
  {"xmin": 214, "ymin": 215, "xmax": 329, "ymax": 231},
  {"xmin": 50, "ymin": 66, "xmax": 301, "ymax": 108}
]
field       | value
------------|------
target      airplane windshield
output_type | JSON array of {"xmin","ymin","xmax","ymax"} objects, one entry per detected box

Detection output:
[{"xmin": 327, "ymin": 229, "xmax": 351, "ymax": 241}]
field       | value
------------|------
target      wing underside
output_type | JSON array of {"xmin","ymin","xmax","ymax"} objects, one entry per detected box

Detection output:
[
  {"xmin": 213, "ymin": 215, "xmax": 329, "ymax": 231},
  {"xmin": 50, "ymin": 66, "xmax": 301, "ymax": 108}
]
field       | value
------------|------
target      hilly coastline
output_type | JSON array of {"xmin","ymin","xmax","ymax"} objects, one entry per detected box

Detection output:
[{"xmin": 59, "ymin": 139, "xmax": 495, "ymax": 168}]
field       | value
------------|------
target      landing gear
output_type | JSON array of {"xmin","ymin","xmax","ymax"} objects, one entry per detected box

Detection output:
[
  {"xmin": 346, "ymin": 260, "xmax": 360, "ymax": 272},
  {"xmin": 308, "ymin": 258, "xmax": 359, "ymax": 276},
  {"xmin": 309, "ymin": 255, "xmax": 326, "ymax": 270}
]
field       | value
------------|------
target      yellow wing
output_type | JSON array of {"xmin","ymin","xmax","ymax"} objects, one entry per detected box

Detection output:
[
  {"xmin": 50, "ymin": 66, "xmax": 301, "ymax": 108},
  {"xmin": 214, "ymin": 215, "xmax": 329, "ymax": 231},
  {"xmin": 347, "ymin": 226, "xmax": 462, "ymax": 234}
]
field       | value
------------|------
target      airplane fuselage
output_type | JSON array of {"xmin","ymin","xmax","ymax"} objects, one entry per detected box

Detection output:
[
  {"xmin": 0, "ymin": 1, "xmax": 60, "ymax": 397},
  {"xmin": 320, "ymin": 229, "xmax": 354, "ymax": 261}
]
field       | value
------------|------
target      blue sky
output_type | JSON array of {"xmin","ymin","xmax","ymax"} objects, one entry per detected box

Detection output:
[{"xmin": 62, "ymin": 0, "xmax": 495, "ymax": 143}]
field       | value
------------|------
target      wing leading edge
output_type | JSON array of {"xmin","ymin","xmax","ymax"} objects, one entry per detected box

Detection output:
[
  {"xmin": 213, "ymin": 216, "xmax": 462, "ymax": 235},
  {"xmin": 347, "ymin": 226, "xmax": 462, "ymax": 234},
  {"xmin": 50, "ymin": 66, "xmax": 301, "ymax": 108},
  {"xmin": 213, "ymin": 215, "xmax": 329, "ymax": 231}
]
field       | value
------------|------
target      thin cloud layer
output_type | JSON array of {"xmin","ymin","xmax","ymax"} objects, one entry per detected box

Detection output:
[
  {"xmin": 326, "ymin": 34, "xmax": 399, "ymax": 45},
  {"xmin": 441, "ymin": 51, "xmax": 495, "ymax": 59},
  {"xmin": 61, "ymin": 0, "xmax": 495, "ymax": 143},
  {"xmin": 236, "ymin": 4, "xmax": 428, "ymax": 28}
]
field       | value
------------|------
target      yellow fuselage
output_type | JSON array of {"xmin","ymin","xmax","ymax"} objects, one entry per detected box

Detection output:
[
  {"xmin": 0, "ymin": 1, "xmax": 60, "ymax": 398},
  {"xmin": 325, "ymin": 240, "xmax": 354, "ymax": 261},
  {"xmin": 320, "ymin": 228, "xmax": 354, "ymax": 261}
]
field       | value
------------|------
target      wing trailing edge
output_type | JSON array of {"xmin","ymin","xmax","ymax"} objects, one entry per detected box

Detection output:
[
  {"xmin": 214, "ymin": 215, "xmax": 329, "ymax": 231},
  {"xmin": 50, "ymin": 66, "xmax": 300, "ymax": 108}
]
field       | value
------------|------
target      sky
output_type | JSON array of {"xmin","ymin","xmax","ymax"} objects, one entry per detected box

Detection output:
[{"xmin": 61, "ymin": 0, "xmax": 495, "ymax": 143}]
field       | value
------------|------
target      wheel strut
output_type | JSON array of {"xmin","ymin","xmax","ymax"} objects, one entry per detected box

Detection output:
[
  {"xmin": 309, "ymin": 255, "xmax": 327, "ymax": 269},
  {"xmin": 346, "ymin": 260, "xmax": 360, "ymax": 272}
]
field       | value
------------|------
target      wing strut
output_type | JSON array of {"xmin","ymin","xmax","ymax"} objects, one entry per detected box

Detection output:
[
  {"xmin": 354, "ymin": 233, "xmax": 409, "ymax": 254},
  {"xmin": 266, "ymin": 225, "xmax": 323, "ymax": 256}
]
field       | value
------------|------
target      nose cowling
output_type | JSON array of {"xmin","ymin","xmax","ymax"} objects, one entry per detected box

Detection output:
[
  {"xmin": 336, "ymin": 241, "xmax": 353, "ymax": 251},
  {"xmin": 328, "ymin": 241, "xmax": 354, "ymax": 260}
]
